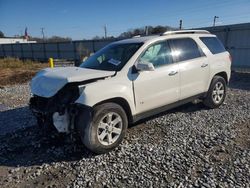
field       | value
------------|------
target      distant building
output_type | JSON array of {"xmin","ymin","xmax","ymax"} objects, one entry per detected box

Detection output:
[{"xmin": 0, "ymin": 38, "xmax": 36, "ymax": 44}]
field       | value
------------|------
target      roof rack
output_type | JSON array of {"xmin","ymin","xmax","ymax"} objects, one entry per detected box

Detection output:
[{"xmin": 161, "ymin": 30, "xmax": 210, "ymax": 36}]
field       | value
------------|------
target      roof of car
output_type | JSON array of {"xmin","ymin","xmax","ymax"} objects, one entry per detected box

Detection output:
[
  {"xmin": 114, "ymin": 35, "xmax": 158, "ymax": 44},
  {"xmin": 114, "ymin": 30, "xmax": 212, "ymax": 44}
]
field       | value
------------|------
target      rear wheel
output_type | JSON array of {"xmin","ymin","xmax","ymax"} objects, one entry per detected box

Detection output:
[
  {"xmin": 203, "ymin": 76, "xmax": 227, "ymax": 108},
  {"xmin": 77, "ymin": 103, "xmax": 128, "ymax": 154}
]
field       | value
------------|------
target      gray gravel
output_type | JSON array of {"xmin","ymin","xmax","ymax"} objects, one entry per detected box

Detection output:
[
  {"xmin": 0, "ymin": 83, "xmax": 31, "ymax": 110},
  {"xmin": 0, "ymin": 83, "xmax": 35, "ymax": 135},
  {"xmin": 0, "ymin": 72, "xmax": 249, "ymax": 188}
]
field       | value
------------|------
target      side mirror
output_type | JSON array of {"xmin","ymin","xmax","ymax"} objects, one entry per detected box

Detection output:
[{"xmin": 136, "ymin": 61, "xmax": 155, "ymax": 72}]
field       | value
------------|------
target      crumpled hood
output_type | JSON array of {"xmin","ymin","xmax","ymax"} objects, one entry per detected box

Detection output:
[{"xmin": 31, "ymin": 67, "xmax": 115, "ymax": 98}]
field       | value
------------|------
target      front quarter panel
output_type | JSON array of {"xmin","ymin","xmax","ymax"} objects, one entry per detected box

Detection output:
[{"xmin": 74, "ymin": 76, "xmax": 136, "ymax": 115}]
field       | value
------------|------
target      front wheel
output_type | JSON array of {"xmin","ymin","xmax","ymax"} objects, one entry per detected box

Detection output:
[
  {"xmin": 203, "ymin": 76, "xmax": 227, "ymax": 108},
  {"xmin": 77, "ymin": 103, "xmax": 128, "ymax": 154}
]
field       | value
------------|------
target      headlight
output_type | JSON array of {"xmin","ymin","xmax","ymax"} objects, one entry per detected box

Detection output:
[
  {"xmin": 78, "ymin": 85, "xmax": 85, "ymax": 94},
  {"xmin": 57, "ymin": 84, "xmax": 80, "ymax": 105}
]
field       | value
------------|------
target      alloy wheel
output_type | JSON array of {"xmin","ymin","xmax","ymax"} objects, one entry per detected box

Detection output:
[{"xmin": 97, "ymin": 112, "xmax": 123, "ymax": 146}]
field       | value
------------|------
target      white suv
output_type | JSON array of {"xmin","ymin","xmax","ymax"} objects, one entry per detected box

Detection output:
[{"xmin": 30, "ymin": 30, "xmax": 231, "ymax": 153}]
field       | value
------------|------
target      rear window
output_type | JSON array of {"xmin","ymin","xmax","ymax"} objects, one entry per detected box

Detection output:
[
  {"xmin": 200, "ymin": 37, "xmax": 226, "ymax": 54},
  {"xmin": 168, "ymin": 38, "xmax": 204, "ymax": 62}
]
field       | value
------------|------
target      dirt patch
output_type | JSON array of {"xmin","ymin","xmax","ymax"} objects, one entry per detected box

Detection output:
[
  {"xmin": 0, "ymin": 58, "xmax": 47, "ymax": 86},
  {"xmin": 0, "ymin": 69, "xmax": 37, "ymax": 86},
  {"xmin": 234, "ymin": 121, "xmax": 250, "ymax": 150}
]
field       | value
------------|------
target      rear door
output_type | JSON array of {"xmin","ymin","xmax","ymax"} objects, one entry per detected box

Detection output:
[
  {"xmin": 133, "ymin": 40, "xmax": 180, "ymax": 114},
  {"xmin": 169, "ymin": 38, "xmax": 210, "ymax": 100}
]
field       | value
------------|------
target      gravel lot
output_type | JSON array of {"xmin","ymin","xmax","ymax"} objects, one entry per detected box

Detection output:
[{"xmin": 0, "ymin": 72, "xmax": 249, "ymax": 188}]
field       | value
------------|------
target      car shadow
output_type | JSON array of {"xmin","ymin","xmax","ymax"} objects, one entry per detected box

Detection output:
[
  {"xmin": 0, "ymin": 107, "xmax": 94, "ymax": 167},
  {"xmin": 0, "ymin": 106, "xmax": 35, "ymax": 136}
]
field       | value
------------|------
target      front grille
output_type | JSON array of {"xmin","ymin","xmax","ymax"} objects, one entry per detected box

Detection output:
[{"xmin": 29, "ymin": 84, "xmax": 80, "ymax": 113}]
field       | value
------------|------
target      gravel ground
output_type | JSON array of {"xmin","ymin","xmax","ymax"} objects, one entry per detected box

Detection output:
[
  {"xmin": 0, "ymin": 72, "xmax": 249, "ymax": 188},
  {"xmin": 0, "ymin": 84, "xmax": 35, "ymax": 135}
]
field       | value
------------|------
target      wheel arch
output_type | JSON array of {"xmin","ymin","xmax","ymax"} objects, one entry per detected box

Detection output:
[
  {"xmin": 93, "ymin": 97, "xmax": 133, "ymax": 124},
  {"xmin": 214, "ymin": 71, "xmax": 228, "ymax": 84}
]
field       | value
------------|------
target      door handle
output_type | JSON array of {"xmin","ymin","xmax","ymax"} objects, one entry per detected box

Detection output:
[
  {"xmin": 168, "ymin": 70, "xmax": 178, "ymax": 76},
  {"xmin": 201, "ymin": 63, "xmax": 208, "ymax": 68}
]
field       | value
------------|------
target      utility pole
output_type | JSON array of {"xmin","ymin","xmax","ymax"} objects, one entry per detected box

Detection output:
[
  {"xmin": 41, "ymin": 27, "xmax": 45, "ymax": 41},
  {"xmin": 213, "ymin": 16, "xmax": 219, "ymax": 27},
  {"xmin": 179, "ymin": 20, "xmax": 183, "ymax": 30},
  {"xmin": 145, "ymin": 26, "xmax": 149, "ymax": 35},
  {"xmin": 104, "ymin": 25, "xmax": 107, "ymax": 39}
]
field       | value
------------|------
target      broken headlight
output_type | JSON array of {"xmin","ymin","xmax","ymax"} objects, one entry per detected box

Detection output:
[{"xmin": 57, "ymin": 84, "xmax": 80, "ymax": 105}]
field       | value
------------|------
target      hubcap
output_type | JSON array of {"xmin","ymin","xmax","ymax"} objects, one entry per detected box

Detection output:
[
  {"xmin": 97, "ymin": 112, "xmax": 122, "ymax": 146},
  {"xmin": 212, "ymin": 82, "xmax": 225, "ymax": 104}
]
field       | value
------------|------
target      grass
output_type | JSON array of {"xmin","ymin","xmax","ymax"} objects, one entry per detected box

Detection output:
[{"xmin": 0, "ymin": 58, "xmax": 48, "ymax": 86}]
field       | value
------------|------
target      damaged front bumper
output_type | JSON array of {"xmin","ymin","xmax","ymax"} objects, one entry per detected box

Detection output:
[{"xmin": 29, "ymin": 96, "xmax": 92, "ymax": 134}]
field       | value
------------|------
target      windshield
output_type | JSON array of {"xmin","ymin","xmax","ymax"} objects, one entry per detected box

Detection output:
[{"xmin": 80, "ymin": 43, "xmax": 142, "ymax": 71}]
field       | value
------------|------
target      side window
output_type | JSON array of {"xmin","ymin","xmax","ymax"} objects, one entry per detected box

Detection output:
[
  {"xmin": 169, "ymin": 38, "xmax": 203, "ymax": 62},
  {"xmin": 139, "ymin": 41, "xmax": 173, "ymax": 68},
  {"xmin": 200, "ymin": 37, "xmax": 226, "ymax": 54}
]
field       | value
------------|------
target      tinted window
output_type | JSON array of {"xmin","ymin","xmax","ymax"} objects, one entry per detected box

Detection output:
[
  {"xmin": 80, "ymin": 43, "xmax": 142, "ymax": 71},
  {"xmin": 200, "ymin": 37, "xmax": 226, "ymax": 54},
  {"xmin": 169, "ymin": 38, "xmax": 202, "ymax": 62},
  {"xmin": 139, "ymin": 41, "xmax": 173, "ymax": 68}
]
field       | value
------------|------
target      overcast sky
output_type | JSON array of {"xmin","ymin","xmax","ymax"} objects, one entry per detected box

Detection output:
[{"xmin": 0, "ymin": 0, "xmax": 250, "ymax": 39}]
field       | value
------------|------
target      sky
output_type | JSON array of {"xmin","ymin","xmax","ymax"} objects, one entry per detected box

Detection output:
[{"xmin": 0, "ymin": 0, "xmax": 250, "ymax": 40}]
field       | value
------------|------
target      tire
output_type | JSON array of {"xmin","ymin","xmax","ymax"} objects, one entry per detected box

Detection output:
[
  {"xmin": 77, "ymin": 103, "xmax": 128, "ymax": 154},
  {"xmin": 203, "ymin": 76, "xmax": 227, "ymax": 109}
]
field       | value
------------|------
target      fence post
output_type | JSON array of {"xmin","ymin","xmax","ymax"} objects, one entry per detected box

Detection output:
[
  {"xmin": 20, "ymin": 44, "xmax": 24, "ymax": 59},
  {"xmin": 73, "ymin": 41, "xmax": 77, "ymax": 60},
  {"xmin": 56, "ymin": 42, "xmax": 60, "ymax": 59},
  {"xmin": 92, "ymin": 40, "xmax": 95, "ymax": 53},
  {"xmin": 225, "ymin": 27, "xmax": 230, "ymax": 50},
  {"xmin": 43, "ymin": 42, "xmax": 46, "ymax": 61},
  {"xmin": 2, "ymin": 45, "xmax": 6, "ymax": 57},
  {"xmin": 31, "ymin": 43, "xmax": 34, "ymax": 60},
  {"xmin": 11, "ymin": 44, "xmax": 14, "ymax": 57}
]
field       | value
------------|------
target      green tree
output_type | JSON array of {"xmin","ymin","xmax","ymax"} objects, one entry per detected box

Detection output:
[{"xmin": 29, "ymin": 36, "xmax": 72, "ymax": 43}]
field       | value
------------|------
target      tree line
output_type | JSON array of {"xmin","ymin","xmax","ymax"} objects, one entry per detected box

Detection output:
[
  {"xmin": 119, "ymin": 25, "xmax": 176, "ymax": 38},
  {"xmin": 0, "ymin": 25, "xmax": 176, "ymax": 42}
]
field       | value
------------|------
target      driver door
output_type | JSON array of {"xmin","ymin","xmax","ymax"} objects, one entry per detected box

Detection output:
[{"xmin": 132, "ymin": 41, "xmax": 180, "ymax": 114}]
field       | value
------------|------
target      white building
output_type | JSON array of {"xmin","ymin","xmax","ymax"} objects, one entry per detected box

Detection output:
[{"xmin": 0, "ymin": 38, "xmax": 36, "ymax": 44}]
